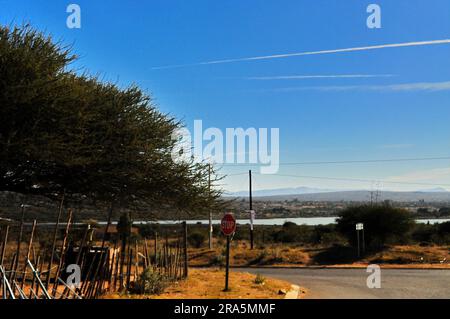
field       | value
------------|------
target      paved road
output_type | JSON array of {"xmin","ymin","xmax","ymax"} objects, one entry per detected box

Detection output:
[{"xmin": 241, "ymin": 268, "xmax": 450, "ymax": 299}]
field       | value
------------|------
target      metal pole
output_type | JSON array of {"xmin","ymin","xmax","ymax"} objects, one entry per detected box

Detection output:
[
  {"xmin": 224, "ymin": 235, "xmax": 230, "ymax": 291},
  {"xmin": 357, "ymin": 230, "xmax": 361, "ymax": 258},
  {"xmin": 362, "ymin": 228, "xmax": 366, "ymax": 254},
  {"xmin": 249, "ymin": 170, "xmax": 254, "ymax": 250},
  {"xmin": 208, "ymin": 163, "xmax": 213, "ymax": 250}
]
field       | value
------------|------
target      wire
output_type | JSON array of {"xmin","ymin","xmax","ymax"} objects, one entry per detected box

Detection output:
[
  {"xmin": 251, "ymin": 172, "xmax": 450, "ymax": 188},
  {"xmin": 225, "ymin": 172, "xmax": 249, "ymax": 177},
  {"xmin": 220, "ymin": 155, "xmax": 450, "ymax": 187},
  {"xmin": 219, "ymin": 156, "xmax": 450, "ymax": 166}
]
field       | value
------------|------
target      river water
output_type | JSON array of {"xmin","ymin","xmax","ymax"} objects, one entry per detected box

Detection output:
[
  {"xmin": 35, "ymin": 217, "xmax": 450, "ymax": 227},
  {"xmin": 130, "ymin": 217, "xmax": 450, "ymax": 226}
]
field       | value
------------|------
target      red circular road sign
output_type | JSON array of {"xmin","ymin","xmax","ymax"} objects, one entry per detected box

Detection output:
[{"xmin": 221, "ymin": 213, "xmax": 236, "ymax": 236}]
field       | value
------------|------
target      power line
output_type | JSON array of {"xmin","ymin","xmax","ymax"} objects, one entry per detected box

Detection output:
[
  {"xmin": 250, "ymin": 172, "xmax": 450, "ymax": 188},
  {"xmin": 225, "ymin": 172, "xmax": 249, "ymax": 177},
  {"xmin": 219, "ymin": 156, "xmax": 450, "ymax": 167},
  {"xmin": 222, "ymin": 171, "xmax": 450, "ymax": 187},
  {"xmin": 220, "ymin": 156, "xmax": 450, "ymax": 187}
]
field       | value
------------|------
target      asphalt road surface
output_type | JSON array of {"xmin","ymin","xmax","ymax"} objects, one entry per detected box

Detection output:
[{"xmin": 241, "ymin": 268, "xmax": 450, "ymax": 299}]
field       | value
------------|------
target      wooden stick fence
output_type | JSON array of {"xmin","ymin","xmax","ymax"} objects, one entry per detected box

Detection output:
[{"xmin": 0, "ymin": 206, "xmax": 189, "ymax": 299}]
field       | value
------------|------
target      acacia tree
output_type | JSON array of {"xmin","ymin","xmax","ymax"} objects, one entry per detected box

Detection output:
[
  {"xmin": 336, "ymin": 205, "xmax": 414, "ymax": 250},
  {"xmin": 0, "ymin": 24, "xmax": 222, "ymax": 215}
]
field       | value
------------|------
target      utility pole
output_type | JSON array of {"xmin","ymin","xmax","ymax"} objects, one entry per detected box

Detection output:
[
  {"xmin": 249, "ymin": 170, "xmax": 254, "ymax": 250},
  {"xmin": 208, "ymin": 163, "xmax": 213, "ymax": 250}
]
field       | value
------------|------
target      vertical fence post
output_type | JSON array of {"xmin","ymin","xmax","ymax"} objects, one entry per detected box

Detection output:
[
  {"xmin": 182, "ymin": 222, "xmax": 188, "ymax": 278},
  {"xmin": 46, "ymin": 194, "xmax": 65, "ymax": 289},
  {"xmin": 0, "ymin": 225, "xmax": 9, "ymax": 266}
]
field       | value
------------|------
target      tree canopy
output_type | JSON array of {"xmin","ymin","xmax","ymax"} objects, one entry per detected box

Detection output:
[
  {"xmin": 336, "ymin": 204, "xmax": 414, "ymax": 250},
  {"xmin": 0, "ymin": 24, "xmax": 222, "ymax": 214}
]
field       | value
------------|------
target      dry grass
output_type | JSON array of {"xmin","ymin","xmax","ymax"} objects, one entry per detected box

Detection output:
[
  {"xmin": 104, "ymin": 268, "xmax": 298, "ymax": 299},
  {"xmin": 187, "ymin": 242, "xmax": 450, "ymax": 269},
  {"xmin": 364, "ymin": 245, "xmax": 449, "ymax": 265},
  {"xmin": 188, "ymin": 242, "xmax": 310, "ymax": 267}
]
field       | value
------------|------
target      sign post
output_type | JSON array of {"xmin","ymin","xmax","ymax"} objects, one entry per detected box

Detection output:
[
  {"xmin": 249, "ymin": 210, "xmax": 256, "ymax": 232},
  {"xmin": 356, "ymin": 223, "xmax": 364, "ymax": 257},
  {"xmin": 221, "ymin": 213, "xmax": 236, "ymax": 292},
  {"xmin": 248, "ymin": 209, "xmax": 256, "ymax": 250}
]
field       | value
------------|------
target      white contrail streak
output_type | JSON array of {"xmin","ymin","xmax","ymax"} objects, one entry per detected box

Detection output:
[
  {"xmin": 245, "ymin": 74, "xmax": 395, "ymax": 80},
  {"xmin": 151, "ymin": 39, "xmax": 450, "ymax": 70},
  {"xmin": 271, "ymin": 80, "xmax": 450, "ymax": 92}
]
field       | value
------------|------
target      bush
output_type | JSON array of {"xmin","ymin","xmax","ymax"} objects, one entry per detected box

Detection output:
[
  {"xmin": 411, "ymin": 222, "xmax": 450, "ymax": 245},
  {"xmin": 438, "ymin": 221, "xmax": 450, "ymax": 235},
  {"xmin": 132, "ymin": 268, "xmax": 167, "ymax": 295},
  {"xmin": 336, "ymin": 205, "xmax": 414, "ymax": 250},
  {"xmin": 250, "ymin": 249, "xmax": 269, "ymax": 265},
  {"xmin": 188, "ymin": 231, "xmax": 206, "ymax": 248},
  {"xmin": 271, "ymin": 223, "xmax": 317, "ymax": 244},
  {"xmin": 210, "ymin": 254, "xmax": 225, "ymax": 267},
  {"xmin": 272, "ymin": 222, "xmax": 300, "ymax": 243},
  {"xmin": 254, "ymin": 273, "xmax": 266, "ymax": 285},
  {"xmin": 411, "ymin": 223, "xmax": 435, "ymax": 243},
  {"xmin": 318, "ymin": 231, "xmax": 347, "ymax": 246}
]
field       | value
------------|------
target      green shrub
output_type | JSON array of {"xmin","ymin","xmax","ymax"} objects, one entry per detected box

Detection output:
[
  {"xmin": 251, "ymin": 249, "xmax": 269, "ymax": 265},
  {"xmin": 438, "ymin": 221, "xmax": 450, "ymax": 235},
  {"xmin": 211, "ymin": 254, "xmax": 225, "ymax": 267},
  {"xmin": 188, "ymin": 231, "xmax": 206, "ymax": 248},
  {"xmin": 254, "ymin": 273, "xmax": 266, "ymax": 285},
  {"xmin": 336, "ymin": 205, "xmax": 414, "ymax": 250},
  {"xmin": 132, "ymin": 268, "xmax": 168, "ymax": 295}
]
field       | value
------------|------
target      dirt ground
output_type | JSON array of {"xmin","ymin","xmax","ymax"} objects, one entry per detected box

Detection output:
[{"xmin": 104, "ymin": 268, "xmax": 304, "ymax": 299}]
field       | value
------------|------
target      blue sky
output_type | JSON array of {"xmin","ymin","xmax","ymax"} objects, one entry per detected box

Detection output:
[{"xmin": 2, "ymin": 0, "xmax": 450, "ymax": 192}]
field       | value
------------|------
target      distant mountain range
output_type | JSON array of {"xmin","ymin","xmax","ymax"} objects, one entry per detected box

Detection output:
[
  {"xmin": 416, "ymin": 187, "xmax": 449, "ymax": 193},
  {"xmin": 226, "ymin": 187, "xmax": 450, "ymax": 202},
  {"xmin": 227, "ymin": 186, "xmax": 335, "ymax": 197}
]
